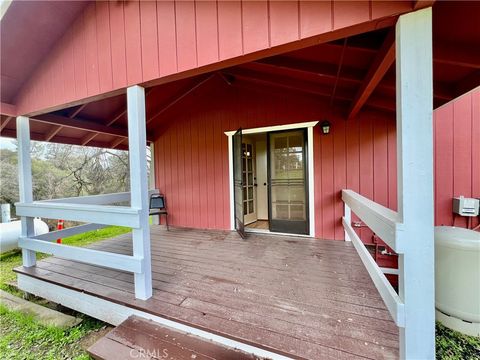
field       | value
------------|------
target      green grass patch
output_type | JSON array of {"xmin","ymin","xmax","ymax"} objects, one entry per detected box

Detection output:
[
  {"xmin": 436, "ymin": 321, "xmax": 480, "ymax": 359},
  {"xmin": 0, "ymin": 226, "xmax": 130, "ymax": 359},
  {"xmin": 0, "ymin": 303, "xmax": 104, "ymax": 360}
]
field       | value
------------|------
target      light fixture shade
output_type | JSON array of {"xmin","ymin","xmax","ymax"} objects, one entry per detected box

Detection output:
[{"xmin": 321, "ymin": 120, "xmax": 331, "ymax": 134}]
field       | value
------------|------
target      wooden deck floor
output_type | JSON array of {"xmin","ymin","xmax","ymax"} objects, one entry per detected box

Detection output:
[{"xmin": 15, "ymin": 226, "xmax": 398, "ymax": 359}]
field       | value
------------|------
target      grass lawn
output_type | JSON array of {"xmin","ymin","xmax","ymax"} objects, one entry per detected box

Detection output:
[{"xmin": 0, "ymin": 226, "xmax": 130, "ymax": 359}]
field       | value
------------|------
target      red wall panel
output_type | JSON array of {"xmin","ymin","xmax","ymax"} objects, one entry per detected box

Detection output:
[
  {"xmin": 434, "ymin": 87, "xmax": 480, "ymax": 229},
  {"xmin": 154, "ymin": 82, "xmax": 479, "ymax": 239},
  {"xmin": 153, "ymin": 76, "xmax": 398, "ymax": 239},
  {"xmin": 14, "ymin": 1, "xmax": 413, "ymax": 115}
]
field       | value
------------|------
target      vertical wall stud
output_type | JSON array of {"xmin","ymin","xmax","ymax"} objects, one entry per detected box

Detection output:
[
  {"xmin": 16, "ymin": 116, "xmax": 36, "ymax": 267},
  {"xmin": 127, "ymin": 85, "xmax": 152, "ymax": 300},
  {"xmin": 396, "ymin": 8, "xmax": 434, "ymax": 359}
]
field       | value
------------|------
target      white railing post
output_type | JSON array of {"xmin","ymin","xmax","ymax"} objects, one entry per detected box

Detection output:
[
  {"xmin": 128, "ymin": 85, "xmax": 152, "ymax": 300},
  {"xmin": 344, "ymin": 203, "xmax": 351, "ymax": 241},
  {"xmin": 16, "ymin": 116, "xmax": 36, "ymax": 267},
  {"xmin": 396, "ymin": 8, "xmax": 434, "ymax": 359}
]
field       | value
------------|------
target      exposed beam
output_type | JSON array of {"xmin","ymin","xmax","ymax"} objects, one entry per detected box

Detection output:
[
  {"xmin": 147, "ymin": 74, "xmax": 215, "ymax": 124},
  {"xmin": 348, "ymin": 29, "xmax": 395, "ymax": 119},
  {"xmin": 110, "ymin": 137, "xmax": 125, "ymax": 149},
  {"xmin": 413, "ymin": 1, "xmax": 436, "ymax": 10},
  {"xmin": 331, "ymin": 38, "xmax": 348, "ymax": 105},
  {"xmin": 1, "ymin": 128, "xmax": 128, "ymax": 150},
  {"xmin": 80, "ymin": 132, "xmax": 99, "ymax": 146},
  {"xmin": 254, "ymin": 56, "xmax": 364, "ymax": 84},
  {"xmin": 86, "ymin": 88, "xmax": 155, "ymax": 146},
  {"xmin": 32, "ymin": 113, "xmax": 130, "ymax": 139},
  {"xmin": 225, "ymin": 67, "xmax": 353, "ymax": 100},
  {"xmin": 44, "ymin": 103, "xmax": 89, "ymax": 142},
  {"xmin": 434, "ymin": 42, "xmax": 480, "ymax": 69},
  {"xmin": 230, "ymin": 69, "xmax": 395, "ymax": 113},
  {"xmin": 0, "ymin": 116, "xmax": 12, "ymax": 132},
  {"xmin": 107, "ymin": 88, "xmax": 153, "ymax": 127},
  {"xmin": 45, "ymin": 125, "xmax": 63, "ymax": 141}
]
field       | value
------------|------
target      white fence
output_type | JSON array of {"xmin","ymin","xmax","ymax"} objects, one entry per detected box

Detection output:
[
  {"xmin": 342, "ymin": 190, "xmax": 405, "ymax": 327},
  {"xmin": 15, "ymin": 85, "xmax": 154, "ymax": 300}
]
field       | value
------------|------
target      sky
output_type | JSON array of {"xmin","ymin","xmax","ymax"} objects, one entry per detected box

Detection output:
[{"xmin": 0, "ymin": 137, "xmax": 16, "ymax": 151}]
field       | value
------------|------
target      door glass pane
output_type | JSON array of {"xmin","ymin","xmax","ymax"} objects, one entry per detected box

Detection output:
[
  {"xmin": 248, "ymin": 187, "xmax": 253, "ymax": 199},
  {"xmin": 269, "ymin": 131, "xmax": 307, "ymax": 222},
  {"xmin": 249, "ymin": 200, "xmax": 254, "ymax": 213}
]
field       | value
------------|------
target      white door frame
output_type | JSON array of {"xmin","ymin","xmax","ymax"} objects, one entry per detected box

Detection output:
[{"xmin": 225, "ymin": 121, "xmax": 318, "ymax": 237}]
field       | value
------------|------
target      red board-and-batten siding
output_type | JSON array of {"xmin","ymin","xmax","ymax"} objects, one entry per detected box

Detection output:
[
  {"xmin": 153, "ymin": 77, "xmax": 398, "ymax": 241},
  {"xmin": 154, "ymin": 83, "xmax": 480, "ymax": 241},
  {"xmin": 434, "ymin": 87, "xmax": 480, "ymax": 230},
  {"xmin": 14, "ymin": 0, "xmax": 413, "ymax": 116}
]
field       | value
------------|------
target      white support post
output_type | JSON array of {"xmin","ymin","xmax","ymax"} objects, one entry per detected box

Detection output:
[
  {"xmin": 127, "ymin": 85, "xmax": 152, "ymax": 300},
  {"xmin": 396, "ymin": 8, "xmax": 434, "ymax": 359},
  {"xmin": 344, "ymin": 203, "xmax": 351, "ymax": 241},
  {"xmin": 16, "ymin": 116, "xmax": 36, "ymax": 267}
]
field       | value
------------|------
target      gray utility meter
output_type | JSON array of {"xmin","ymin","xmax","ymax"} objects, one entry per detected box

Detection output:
[{"xmin": 453, "ymin": 196, "xmax": 480, "ymax": 217}]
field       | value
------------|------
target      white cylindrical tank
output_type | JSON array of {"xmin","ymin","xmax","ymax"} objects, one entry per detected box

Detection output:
[
  {"xmin": 0, "ymin": 219, "xmax": 49, "ymax": 253},
  {"xmin": 435, "ymin": 226, "xmax": 480, "ymax": 336}
]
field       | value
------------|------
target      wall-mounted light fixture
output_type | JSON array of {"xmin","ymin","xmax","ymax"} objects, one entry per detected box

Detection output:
[{"xmin": 321, "ymin": 120, "xmax": 331, "ymax": 135}]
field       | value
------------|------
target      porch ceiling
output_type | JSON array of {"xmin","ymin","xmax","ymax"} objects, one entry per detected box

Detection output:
[{"xmin": 0, "ymin": 1, "xmax": 478, "ymax": 149}]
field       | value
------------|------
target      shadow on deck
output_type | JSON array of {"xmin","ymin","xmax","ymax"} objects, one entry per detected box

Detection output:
[{"xmin": 15, "ymin": 226, "xmax": 398, "ymax": 359}]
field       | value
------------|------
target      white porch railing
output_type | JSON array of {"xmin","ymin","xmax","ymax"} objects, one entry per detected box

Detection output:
[
  {"xmin": 342, "ymin": 190, "xmax": 405, "ymax": 327},
  {"xmin": 15, "ymin": 190, "xmax": 159, "ymax": 275},
  {"xmin": 15, "ymin": 85, "xmax": 154, "ymax": 300},
  {"xmin": 342, "ymin": 9, "xmax": 435, "ymax": 359}
]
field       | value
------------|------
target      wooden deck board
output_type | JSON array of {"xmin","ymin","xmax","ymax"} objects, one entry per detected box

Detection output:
[
  {"xmin": 88, "ymin": 315, "xmax": 257, "ymax": 360},
  {"xmin": 15, "ymin": 226, "xmax": 398, "ymax": 359}
]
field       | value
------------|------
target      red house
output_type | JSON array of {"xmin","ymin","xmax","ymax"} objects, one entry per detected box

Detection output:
[{"xmin": 1, "ymin": 1, "xmax": 478, "ymax": 359}]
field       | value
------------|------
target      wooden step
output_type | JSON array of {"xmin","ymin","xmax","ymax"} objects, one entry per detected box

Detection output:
[{"xmin": 87, "ymin": 315, "xmax": 261, "ymax": 360}]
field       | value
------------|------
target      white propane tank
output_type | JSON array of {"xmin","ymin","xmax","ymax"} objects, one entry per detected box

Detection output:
[
  {"xmin": 435, "ymin": 226, "xmax": 480, "ymax": 337},
  {"xmin": 0, "ymin": 219, "xmax": 49, "ymax": 253}
]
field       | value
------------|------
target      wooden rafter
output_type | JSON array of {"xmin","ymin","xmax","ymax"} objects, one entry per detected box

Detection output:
[
  {"xmin": 253, "ymin": 57, "xmax": 363, "ymax": 85},
  {"xmin": 225, "ymin": 67, "xmax": 351, "ymax": 100},
  {"xmin": 230, "ymin": 69, "xmax": 396, "ymax": 112},
  {"xmin": 45, "ymin": 125, "xmax": 63, "ymax": 141},
  {"xmin": 0, "ymin": 116, "xmax": 12, "ymax": 132},
  {"xmin": 147, "ymin": 75, "xmax": 215, "ymax": 125},
  {"xmin": 80, "ymin": 132, "xmax": 99, "ymax": 146},
  {"xmin": 110, "ymin": 137, "xmax": 125, "ymax": 149},
  {"xmin": 32, "ymin": 114, "xmax": 130, "ymax": 139},
  {"xmin": 44, "ymin": 103, "xmax": 89, "ymax": 142},
  {"xmin": 413, "ymin": 1, "xmax": 436, "ymax": 10},
  {"xmin": 348, "ymin": 29, "xmax": 395, "ymax": 119}
]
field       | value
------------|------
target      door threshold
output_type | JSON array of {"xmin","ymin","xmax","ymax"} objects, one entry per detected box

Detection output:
[{"xmin": 245, "ymin": 228, "xmax": 312, "ymax": 238}]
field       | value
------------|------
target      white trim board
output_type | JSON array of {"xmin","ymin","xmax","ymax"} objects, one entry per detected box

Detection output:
[
  {"xmin": 17, "ymin": 274, "xmax": 292, "ymax": 360},
  {"xmin": 225, "ymin": 121, "xmax": 318, "ymax": 237}
]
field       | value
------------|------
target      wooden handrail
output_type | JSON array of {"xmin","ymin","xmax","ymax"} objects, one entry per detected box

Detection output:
[{"xmin": 342, "ymin": 189, "xmax": 404, "ymax": 253}]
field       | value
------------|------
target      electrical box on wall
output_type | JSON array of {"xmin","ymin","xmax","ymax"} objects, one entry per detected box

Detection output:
[{"xmin": 453, "ymin": 196, "xmax": 480, "ymax": 217}]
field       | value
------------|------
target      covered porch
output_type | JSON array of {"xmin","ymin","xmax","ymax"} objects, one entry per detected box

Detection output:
[
  {"xmin": 15, "ymin": 226, "xmax": 398, "ymax": 359},
  {"xmin": 2, "ymin": 1, "xmax": 478, "ymax": 358}
]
